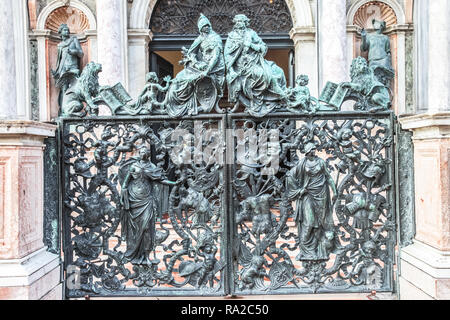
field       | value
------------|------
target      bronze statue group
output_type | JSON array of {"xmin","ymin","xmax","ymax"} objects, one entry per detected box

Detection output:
[{"xmin": 55, "ymin": 14, "xmax": 393, "ymax": 119}]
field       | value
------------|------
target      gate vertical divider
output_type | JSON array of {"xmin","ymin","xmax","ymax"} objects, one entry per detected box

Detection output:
[
  {"xmin": 57, "ymin": 118, "xmax": 68, "ymax": 300},
  {"xmin": 387, "ymin": 112, "xmax": 398, "ymax": 294},
  {"xmin": 393, "ymin": 115, "xmax": 402, "ymax": 299},
  {"xmin": 225, "ymin": 111, "xmax": 235, "ymax": 296},
  {"xmin": 55, "ymin": 120, "xmax": 64, "ymax": 300}
]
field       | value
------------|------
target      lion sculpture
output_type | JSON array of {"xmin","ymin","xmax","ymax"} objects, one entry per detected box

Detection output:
[
  {"xmin": 61, "ymin": 62, "xmax": 103, "ymax": 117},
  {"xmin": 342, "ymin": 56, "xmax": 391, "ymax": 112}
]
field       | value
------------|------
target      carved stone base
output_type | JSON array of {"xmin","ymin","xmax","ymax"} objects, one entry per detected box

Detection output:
[
  {"xmin": 399, "ymin": 241, "xmax": 450, "ymax": 300},
  {"xmin": 0, "ymin": 247, "xmax": 61, "ymax": 300},
  {"xmin": 0, "ymin": 121, "xmax": 59, "ymax": 299},
  {"xmin": 400, "ymin": 113, "xmax": 450, "ymax": 251},
  {"xmin": 399, "ymin": 113, "xmax": 450, "ymax": 299}
]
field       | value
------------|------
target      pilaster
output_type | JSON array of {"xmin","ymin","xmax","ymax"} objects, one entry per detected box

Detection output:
[
  {"xmin": 128, "ymin": 29, "xmax": 153, "ymax": 99},
  {"xmin": 0, "ymin": 121, "xmax": 61, "ymax": 300},
  {"xmin": 399, "ymin": 113, "xmax": 450, "ymax": 299},
  {"xmin": 289, "ymin": 27, "xmax": 317, "ymax": 97}
]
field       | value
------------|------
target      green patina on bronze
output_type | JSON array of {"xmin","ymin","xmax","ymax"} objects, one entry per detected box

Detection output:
[
  {"xmin": 52, "ymin": 24, "xmax": 84, "ymax": 108},
  {"xmin": 44, "ymin": 12, "xmax": 402, "ymax": 299},
  {"xmin": 360, "ymin": 19, "xmax": 395, "ymax": 87},
  {"xmin": 56, "ymin": 14, "xmax": 394, "ymax": 118}
]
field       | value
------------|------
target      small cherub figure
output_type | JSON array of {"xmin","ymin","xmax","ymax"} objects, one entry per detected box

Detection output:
[
  {"xmin": 287, "ymin": 75, "xmax": 316, "ymax": 113},
  {"xmin": 349, "ymin": 240, "xmax": 382, "ymax": 289},
  {"xmin": 135, "ymin": 72, "xmax": 172, "ymax": 113}
]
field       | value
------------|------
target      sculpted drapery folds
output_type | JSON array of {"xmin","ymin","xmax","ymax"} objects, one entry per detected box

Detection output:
[
  {"xmin": 164, "ymin": 14, "xmax": 225, "ymax": 117},
  {"xmin": 119, "ymin": 147, "xmax": 177, "ymax": 265},
  {"xmin": 224, "ymin": 14, "xmax": 288, "ymax": 117},
  {"xmin": 286, "ymin": 142, "xmax": 338, "ymax": 262}
]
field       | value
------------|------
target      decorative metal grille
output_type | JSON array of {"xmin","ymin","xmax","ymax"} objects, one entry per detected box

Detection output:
[
  {"xmin": 230, "ymin": 113, "xmax": 396, "ymax": 294},
  {"xmin": 150, "ymin": 0, "xmax": 293, "ymax": 35},
  {"xmin": 61, "ymin": 116, "xmax": 228, "ymax": 297},
  {"xmin": 60, "ymin": 111, "xmax": 396, "ymax": 298},
  {"xmin": 53, "ymin": 6, "xmax": 399, "ymax": 298}
]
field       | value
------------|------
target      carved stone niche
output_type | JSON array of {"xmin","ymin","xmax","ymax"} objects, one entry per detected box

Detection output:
[
  {"xmin": 352, "ymin": 1, "xmax": 397, "ymax": 59},
  {"xmin": 45, "ymin": 6, "xmax": 90, "ymax": 120},
  {"xmin": 45, "ymin": 6, "xmax": 90, "ymax": 34}
]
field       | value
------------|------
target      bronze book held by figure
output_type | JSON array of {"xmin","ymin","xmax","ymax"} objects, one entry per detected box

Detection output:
[
  {"xmin": 319, "ymin": 82, "xmax": 348, "ymax": 109},
  {"xmin": 98, "ymin": 83, "xmax": 133, "ymax": 114}
]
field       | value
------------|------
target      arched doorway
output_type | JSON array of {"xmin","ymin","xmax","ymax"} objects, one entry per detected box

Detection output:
[{"xmin": 148, "ymin": 0, "xmax": 295, "ymax": 93}]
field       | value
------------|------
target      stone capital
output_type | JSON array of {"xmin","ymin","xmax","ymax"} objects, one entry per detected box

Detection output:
[
  {"xmin": 0, "ymin": 121, "xmax": 57, "ymax": 146},
  {"xmin": 128, "ymin": 29, "xmax": 153, "ymax": 45},
  {"xmin": 399, "ymin": 112, "xmax": 450, "ymax": 140},
  {"xmin": 289, "ymin": 27, "xmax": 316, "ymax": 43}
]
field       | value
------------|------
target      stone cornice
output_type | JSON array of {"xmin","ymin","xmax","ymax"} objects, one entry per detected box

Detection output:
[
  {"xmin": 399, "ymin": 112, "xmax": 450, "ymax": 140},
  {"xmin": 346, "ymin": 23, "xmax": 414, "ymax": 34},
  {"xmin": 0, "ymin": 121, "xmax": 57, "ymax": 138},
  {"xmin": 29, "ymin": 30, "xmax": 96, "ymax": 41},
  {"xmin": 128, "ymin": 29, "xmax": 153, "ymax": 43}
]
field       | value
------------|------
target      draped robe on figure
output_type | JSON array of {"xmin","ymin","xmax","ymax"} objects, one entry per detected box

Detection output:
[
  {"xmin": 286, "ymin": 158, "xmax": 334, "ymax": 261},
  {"xmin": 120, "ymin": 159, "xmax": 166, "ymax": 264},
  {"xmin": 165, "ymin": 30, "xmax": 225, "ymax": 118},
  {"xmin": 225, "ymin": 27, "xmax": 287, "ymax": 117}
]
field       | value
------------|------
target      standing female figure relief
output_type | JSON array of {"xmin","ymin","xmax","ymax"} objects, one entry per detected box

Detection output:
[
  {"xmin": 119, "ymin": 147, "xmax": 177, "ymax": 265},
  {"xmin": 286, "ymin": 142, "xmax": 338, "ymax": 261}
]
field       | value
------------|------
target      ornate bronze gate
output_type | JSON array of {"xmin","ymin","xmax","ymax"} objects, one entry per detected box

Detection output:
[
  {"xmin": 44, "ymin": 12, "xmax": 402, "ymax": 299},
  {"xmin": 56, "ymin": 110, "xmax": 396, "ymax": 298}
]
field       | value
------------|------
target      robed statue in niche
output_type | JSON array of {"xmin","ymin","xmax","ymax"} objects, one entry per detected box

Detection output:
[
  {"xmin": 51, "ymin": 24, "xmax": 84, "ymax": 108},
  {"xmin": 360, "ymin": 19, "xmax": 394, "ymax": 86},
  {"xmin": 225, "ymin": 14, "xmax": 288, "ymax": 117}
]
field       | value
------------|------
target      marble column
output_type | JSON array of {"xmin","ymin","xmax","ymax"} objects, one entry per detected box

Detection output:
[
  {"xmin": 290, "ymin": 27, "xmax": 318, "ymax": 97},
  {"xmin": 96, "ymin": 0, "xmax": 128, "ymax": 89},
  {"xmin": 0, "ymin": 0, "xmax": 18, "ymax": 119},
  {"xmin": 11, "ymin": 0, "xmax": 31, "ymax": 120},
  {"xmin": 426, "ymin": 0, "xmax": 450, "ymax": 112},
  {"xmin": 415, "ymin": 0, "xmax": 450, "ymax": 113},
  {"xmin": 318, "ymin": 0, "xmax": 348, "ymax": 90},
  {"xmin": 128, "ymin": 29, "xmax": 152, "ymax": 100}
]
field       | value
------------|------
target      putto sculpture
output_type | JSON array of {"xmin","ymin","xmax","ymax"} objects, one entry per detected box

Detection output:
[
  {"xmin": 52, "ymin": 24, "xmax": 84, "ymax": 107},
  {"xmin": 116, "ymin": 72, "xmax": 172, "ymax": 115},
  {"xmin": 286, "ymin": 74, "xmax": 321, "ymax": 114}
]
